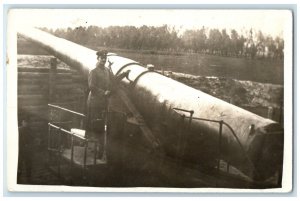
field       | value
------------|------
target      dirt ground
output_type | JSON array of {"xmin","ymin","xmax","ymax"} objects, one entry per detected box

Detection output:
[
  {"xmin": 163, "ymin": 71, "xmax": 283, "ymax": 123},
  {"xmin": 167, "ymin": 71, "xmax": 283, "ymax": 109}
]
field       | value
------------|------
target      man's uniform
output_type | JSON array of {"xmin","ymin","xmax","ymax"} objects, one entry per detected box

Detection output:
[
  {"xmin": 86, "ymin": 54, "xmax": 112, "ymax": 137},
  {"xmin": 86, "ymin": 50, "xmax": 130, "ymax": 140}
]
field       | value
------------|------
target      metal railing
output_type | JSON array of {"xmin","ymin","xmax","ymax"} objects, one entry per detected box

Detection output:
[
  {"xmin": 47, "ymin": 104, "xmax": 100, "ymax": 182},
  {"xmin": 48, "ymin": 123, "xmax": 99, "ymax": 171},
  {"xmin": 48, "ymin": 103, "xmax": 86, "ymax": 117},
  {"xmin": 48, "ymin": 103, "xmax": 86, "ymax": 132},
  {"xmin": 172, "ymin": 107, "xmax": 258, "ymax": 182},
  {"xmin": 47, "ymin": 104, "xmax": 127, "ymax": 174}
]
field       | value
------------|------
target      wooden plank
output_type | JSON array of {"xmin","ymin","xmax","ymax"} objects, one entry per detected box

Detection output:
[
  {"xmin": 18, "ymin": 99, "xmax": 48, "ymax": 106},
  {"xmin": 18, "ymin": 67, "xmax": 50, "ymax": 73},
  {"xmin": 26, "ymin": 118, "xmax": 47, "ymax": 124},
  {"xmin": 53, "ymin": 80, "xmax": 74, "ymax": 85},
  {"xmin": 29, "ymin": 121, "xmax": 48, "ymax": 129},
  {"xmin": 54, "ymin": 94, "xmax": 85, "ymax": 102},
  {"xmin": 71, "ymin": 74, "xmax": 83, "ymax": 79},
  {"xmin": 18, "ymin": 75, "xmax": 73, "ymax": 86},
  {"xmin": 18, "ymin": 78, "xmax": 48, "ymax": 85},
  {"xmin": 55, "ymin": 73, "xmax": 73, "ymax": 80},
  {"xmin": 18, "ymin": 72, "xmax": 49, "ymax": 79},
  {"xmin": 26, "ymin": 115, "xmax": 47, "ymax": 122},
  {"xmin": 18, "ymin": 105, "xmax": 48, "ymax": 111},
  {"xmin": 18, "ymin": 105, "xmax": 48, "ymax": 119},
  {"xmin": 18, "ymin": 91, "xmax": 48, "ymax": 96},
  {"xmin": 51, "ymin": 101, "xmax": 82, "ymax": 107},
  {"xmin": 54, "ymin": 84, "xmax": 84, "ymax": 90},
  {"xmin": 18, "ymin": 72, "xmax": 72, "ymax": 79},
  {"xmin": 18, "ymin": 94, "xmax": 47, "ymax": 100},
  {"xmin": 16, "ymin": 115, "xmax": 47, "ymax": 127},
  {"xmin": 18, "ymin": 101, "xmax": 48, "ymax": 108},
  {"xmin": 30, "ymin": 126, "xmax": 48, "ymax": 134},
  {"xmin": 18, "ymin": 85, "xmax": 48, "ymax": 94},
  {"xmin": 18, "ymin": 94, "xmax": 48, "ymax": 107},
  {"xmin": 18, "ymin": 69, "xmax": 73, "ymax": 77},
  {"xmin": 18, "ymin": 66, "xmax": 72, "ymax": 73},
  {"xmin": 18, "ymin": 79, "xmax": 73, "ymax": 86}
]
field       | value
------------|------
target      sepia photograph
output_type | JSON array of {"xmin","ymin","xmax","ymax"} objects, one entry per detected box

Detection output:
[{"xmin": 6, "ymin": 8, "xmax": 293, "ymax": 193}]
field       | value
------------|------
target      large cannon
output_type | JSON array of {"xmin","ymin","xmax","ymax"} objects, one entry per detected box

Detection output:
[{"xmin": 18, "ymin": 27, "xmax": 283, "ymax": 182}]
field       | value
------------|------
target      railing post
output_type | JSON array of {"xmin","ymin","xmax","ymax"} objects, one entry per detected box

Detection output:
[
  {"xmin": 47, "ymin": 124, "xmax": 51, "ymax": 150},
  {"xmin": 215, "ymin": 120, "xmax": 223, "ymax": 187},
  {"xmin": 182, "ymin": 110, "xmax": 194, "ymax": 158},
  {"xmin": 217, "ymin": 121, "xmax": 223, "ymax": 173},
  {"xmin": 47, "ymin": 125, "xmax": 52, "ymax": 165},
  {"xmin": 187, "ymin": 111, "xmax": 194, "ymax": 129},
  {"xmin": 279, "ymin": 100, "xmax": 283, "ymax": 126},
  {"xmin": 176, "ymin": 114, "xmax": 185, "ymax": 160},
  {"xmin": 93, "ymin": 141, "xmax": 97, "ymax": 165},
  {"xmin": 57, "ymin": 128, "xmax": 62, "ymax": 177},
  {"xmin": 83, "ymin": 140, "xmax": 88, "ymax": 169},
  {"xmin": 71, "ymin": 135, "xmax": 74, "ymax": 166}
]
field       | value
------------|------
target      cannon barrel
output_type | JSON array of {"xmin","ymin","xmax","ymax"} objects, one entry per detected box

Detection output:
[{"xmin": 18, "ymin": 27, "xmax": 283, "ymax": 181}]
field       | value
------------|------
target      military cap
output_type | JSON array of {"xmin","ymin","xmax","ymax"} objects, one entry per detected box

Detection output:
[{"xmin": 96, "ymin": 50, "xmax": 108, "ymax": 59}]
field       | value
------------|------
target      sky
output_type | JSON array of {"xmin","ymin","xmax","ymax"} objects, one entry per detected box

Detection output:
[{"xmin": 9, "ymin": 9, "xmax": 291, "ymax": 38}]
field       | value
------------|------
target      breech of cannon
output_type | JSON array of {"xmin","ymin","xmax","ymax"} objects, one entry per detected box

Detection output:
[{"xmin": 18, "ymin": 27, "xmax": 283, "ymax": 181}]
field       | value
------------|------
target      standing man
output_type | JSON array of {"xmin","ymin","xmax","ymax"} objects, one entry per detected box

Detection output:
[
  {"xmin": 86, "ymin": 50, "xmax": 111, "ymax": 138},
  {"xmin": 86, "ymin": 50, "xmax": 130, "ymax": 140}
]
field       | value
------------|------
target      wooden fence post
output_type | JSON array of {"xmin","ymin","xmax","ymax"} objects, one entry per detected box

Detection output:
[
  {"xmin": 49, "ymin": 57, "xmax": 57, "ymax": 103},
  {"xmin": 267, "ymin": 106, "xmax": 274, "ymax": 120},
  {"xmin": 279, "ymin": 101, "xmax": 283, "ymax": 126}
]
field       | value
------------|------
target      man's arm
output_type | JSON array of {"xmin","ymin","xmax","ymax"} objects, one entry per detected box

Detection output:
[
  {"xmin": 107, "ymin": 60, "xmax": 131, "ymax": 94},
  {"xmin": 107, "ymin": 59, "xmax": 130, "ymax": 82},
  {"xmin": 115, "ymin": 70, "xmax": 131, "ymax": 83}
]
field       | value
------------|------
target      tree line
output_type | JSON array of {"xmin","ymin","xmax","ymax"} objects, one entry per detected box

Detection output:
[{"xmin": 41, "ymin": 25, "xmax": 284, "ymax": 60}]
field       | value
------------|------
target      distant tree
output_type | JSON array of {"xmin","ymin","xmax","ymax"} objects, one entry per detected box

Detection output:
[
  {"xmin": 264, "ymin": 36, "xmax": 275, "ymax": 58},
  {"xmin": 221, "ymin": 29, "xmax": 231, "ymax": 56},
  {"xmin": 243, "ymin": 29, "xmax": 257, "ymax": 59},
  {"xmin": 43, "ymin": 25, "xmax": 283, "ymax": 60},
  {"xmin": 195, "ymin": 27, "xmax": 207, "ymax": 53},
  {"xmin": 181, "ymin": 27, "xmax": 207, "ymax": 53},
  {"xmin": 256, "ymin": 30, "xmax": 265, "ymax": 44},
  {"xmin": 274, "ymin": 36, "xmax": 284, "ymax": 60},
  {"xmin": 207, "ymin": 29, "xmax": 222, "ymax": 55},
  {"xmin": 255, "ymin": 31, "xmax": 266, "ymax": 58},
  {"xmin": 230, "ymin": 29, "xmax": 240, "ymax": 56},
  {"xmin": 85, "ymin": 26, "xmax": 101, "ymax": 47},
  {"xmin": 237, "ymin": 35, "xmax": 246, "ymax": 57},
  {"xmin": 167, "ymin": 26, "xmax": 181, "ymax": 51}
]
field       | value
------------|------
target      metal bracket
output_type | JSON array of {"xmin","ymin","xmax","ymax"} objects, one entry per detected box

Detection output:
[{"xmin": 115, "ymin": 62, "xmax": 140, "ymax": 76}]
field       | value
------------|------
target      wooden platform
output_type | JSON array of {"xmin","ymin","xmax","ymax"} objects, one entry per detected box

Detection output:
[{"xmin": 61, "ymin": 146, "xmax": 106, "ymax": 167}]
